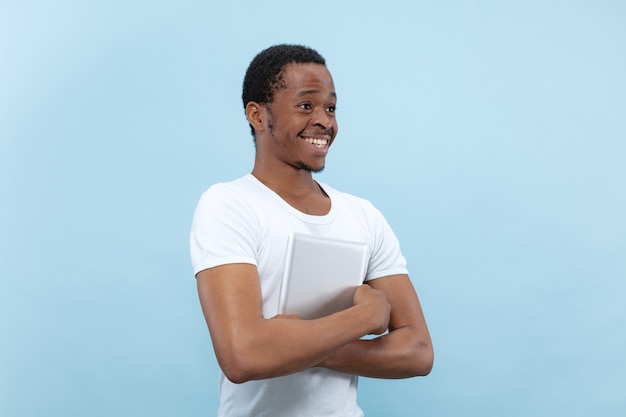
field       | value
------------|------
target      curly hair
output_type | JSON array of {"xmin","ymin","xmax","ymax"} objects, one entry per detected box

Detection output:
[{"xmin": 242, "ymin": 44, "xmax": 326, "ymax": 137}]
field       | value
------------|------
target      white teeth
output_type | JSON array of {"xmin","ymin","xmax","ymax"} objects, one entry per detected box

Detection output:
[{"xmin": 304, "ymin": 138, "xmax": 328, "ymax": 148}]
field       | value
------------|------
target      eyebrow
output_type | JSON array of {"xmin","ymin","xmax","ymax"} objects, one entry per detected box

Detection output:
[{"xmin": 296, "ymin": 89, "xmax": 337, "ymax": 99}]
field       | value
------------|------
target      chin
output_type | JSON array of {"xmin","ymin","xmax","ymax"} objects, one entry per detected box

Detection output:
[{"xmin": 296, "ymin": 161, "xmax": 325, "ymax": 173}]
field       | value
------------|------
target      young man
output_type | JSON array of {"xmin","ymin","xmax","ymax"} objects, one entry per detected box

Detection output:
[{"xmin": 190, "ymin": 44, "xmax": 433, "ymax": 417}]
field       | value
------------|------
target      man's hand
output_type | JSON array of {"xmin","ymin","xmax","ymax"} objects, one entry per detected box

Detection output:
[
  {"xmin": 315, "ymin": 275, "xmax": 433, "ymax": 378},
  {"xmin": 353, "ymin": 284, "xmax": 391, "ymax": 335}
]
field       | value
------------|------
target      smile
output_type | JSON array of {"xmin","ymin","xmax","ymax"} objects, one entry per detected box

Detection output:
[{"xmin": 302, "ymin": 137, "xmax": 329, "ymax": 148}]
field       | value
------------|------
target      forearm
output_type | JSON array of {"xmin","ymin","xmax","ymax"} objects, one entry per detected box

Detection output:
[
  {"xmin": 211, "ymin": 301, "xmax": 387, "ymax": 383},
  {"xmin": 317, "ymin": 326, "xmax": 434, "ymax": 379},
  {"xmin": 197, "ymin": 265, "xmax": 392, "ymax": 384}
]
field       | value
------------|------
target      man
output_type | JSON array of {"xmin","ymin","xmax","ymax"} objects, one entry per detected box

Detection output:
[{"xmin": 190, "ymin": 44, "xmax": 433, "ymax": 416}]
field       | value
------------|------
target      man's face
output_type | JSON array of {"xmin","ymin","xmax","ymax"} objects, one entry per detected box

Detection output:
[{"xmin": 262, "ymin": 63, "xmax": 338, "ymax": 173}]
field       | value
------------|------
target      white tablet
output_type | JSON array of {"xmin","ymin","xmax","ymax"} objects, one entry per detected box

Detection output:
[{"xmin": 278, "ymin": 233, "xmax": 368, "ymax": 320}]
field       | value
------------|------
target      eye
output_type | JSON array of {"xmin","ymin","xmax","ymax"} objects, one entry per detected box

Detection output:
[
  {"xmin": 299, "ymin": 103, "xmax": 312, "ymax": 111},
  {"xmin": 326, "ymin": 105, "xmax": 336, "ymax": 113}
]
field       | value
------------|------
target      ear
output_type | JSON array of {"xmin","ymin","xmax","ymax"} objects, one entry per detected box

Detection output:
[{"xmin": 245, "ymin": 101, "xmax": 267, "ymax": 134}]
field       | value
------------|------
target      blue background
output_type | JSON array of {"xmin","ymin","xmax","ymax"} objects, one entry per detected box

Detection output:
[{"xmin": 1, "ymin": 1, "xmax": 625, "ymax": 416}]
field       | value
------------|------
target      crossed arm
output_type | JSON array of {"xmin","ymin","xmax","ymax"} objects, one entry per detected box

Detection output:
[{"xmin": 196, "ymin": 263, "xmax": 433, "ymax": 384}]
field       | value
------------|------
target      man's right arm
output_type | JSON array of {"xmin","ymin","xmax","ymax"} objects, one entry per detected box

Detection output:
[{"xmin": 196, "ymin": 263, "xmax": 390, "ymax": 384}]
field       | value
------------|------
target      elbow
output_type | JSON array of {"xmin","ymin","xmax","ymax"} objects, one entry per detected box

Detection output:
[
  {"xmin": 405, "ymin": 338, "xmax": 434, "ymax": 377},
  {"xmin": 417, "ymin": 345, "xmax": 434, "ymax": 376},
  {"xmin": 223, "ymin": 367, "xmax": 253, "ymax": 385},
  {"xmin": 219, "ymin": 356, "xmax": 258, "ymax": 384},
  {"xmin": 216, "ymin": 345, "xmax": 262, "ymax": 384},
  {"xmin": 219, "ymin": 355, "xmax": 247, "ymax": 384}
]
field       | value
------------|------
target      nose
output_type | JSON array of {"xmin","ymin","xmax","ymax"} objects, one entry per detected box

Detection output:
[{"xmin": 312, "ymin": 107, "xmax": 332, "ymax": 130}]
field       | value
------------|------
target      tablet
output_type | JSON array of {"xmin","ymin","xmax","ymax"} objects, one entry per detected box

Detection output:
[{"xmin": 278, "ymin": 233, "xmax": 368, "ymax": 320}]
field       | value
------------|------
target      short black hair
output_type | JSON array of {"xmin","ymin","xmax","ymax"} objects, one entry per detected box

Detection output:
[{"xmin": 242, "ymin": 44, "xmax": 326, "ymax": 136}]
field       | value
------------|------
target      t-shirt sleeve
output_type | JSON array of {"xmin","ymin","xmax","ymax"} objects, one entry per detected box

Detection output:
[
  {"xmin": 190, "ymin": 184, "xmax": 259, "ymax": 276},
  {"xmin": 364, "ymin": 205, "xmax": 409, "ymax": 281}
]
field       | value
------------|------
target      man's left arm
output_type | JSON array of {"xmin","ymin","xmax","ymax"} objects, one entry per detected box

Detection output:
[{"xmin": 317, "ymin": 274, "xmax": 434, "ymax": 378}]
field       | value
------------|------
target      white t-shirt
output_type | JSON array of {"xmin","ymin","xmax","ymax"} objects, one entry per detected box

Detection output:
[{"xmin": 190, "ymin": 174, "xmax": 408, "ymax": 417}]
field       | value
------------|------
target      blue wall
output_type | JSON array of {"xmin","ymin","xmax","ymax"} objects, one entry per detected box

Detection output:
[{"xmin": 2, "ymin": 1, "xmax": 625, "ymax": 416}]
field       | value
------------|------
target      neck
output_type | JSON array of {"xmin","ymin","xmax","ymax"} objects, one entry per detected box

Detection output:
[
  {"xmin": 251, "ymin": 159, "xmax": 330, "ymax": 216},
  {"xmin": 251, "ymin": 146, "xmax": 323, "ymax": 195},
  {"xmin": 251, "ymin": 165, "xmax": 318, "ymax": 197}
]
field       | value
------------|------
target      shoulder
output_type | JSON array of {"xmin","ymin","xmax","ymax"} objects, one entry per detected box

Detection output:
[
  {"xmin": 191, "ymin": 175, "xmax": 266, "ymax": 248},
  {"xmin": 200, "ymin": 174, "xmax": 257, "ymax": 199},
  {"xmin": 192, "ymin": 175, "xmax": 267, "ymax": 231},
  {"xmin": 196, "ymin": 175, "xmax": 261, "ymax": 209}
]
